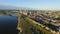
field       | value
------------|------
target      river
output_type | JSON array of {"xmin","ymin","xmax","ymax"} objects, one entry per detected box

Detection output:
[{"xmin": 0, "ymin": 14, "xmax": 18, "ymax": 34}]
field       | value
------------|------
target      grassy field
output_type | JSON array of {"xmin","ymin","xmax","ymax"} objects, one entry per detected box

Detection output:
[
  {"xmin": 25, "ymin": 17, "xmax": 52, "ymax": 34},
  {"xmin": 17, "ymin": 14, "xmax": 52, "ymax": 34},
  {"xmin": 17, "ymin": 14, "xmax": 33, "ymax": 34}
]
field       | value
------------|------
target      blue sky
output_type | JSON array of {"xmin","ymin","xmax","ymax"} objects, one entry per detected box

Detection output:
[{"xmin": 0, "ymin": 0, "xmax": 60, "ymax": 10}]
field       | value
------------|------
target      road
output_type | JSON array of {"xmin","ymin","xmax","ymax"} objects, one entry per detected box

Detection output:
[
  {"xmin": 28, "ymin": 13, "xmax": 59, "ymax": 33},
  {"xmin": 21, "ymin": 12, "xmax": 59, "ymax": 34}
]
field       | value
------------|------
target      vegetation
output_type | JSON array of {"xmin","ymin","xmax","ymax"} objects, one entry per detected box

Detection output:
[
  {"xmin": 25, "ymin": 17, "xmax": 52, "ymax": 34},
  {"xmin": 0, "ymin": 10, "xmax": 4, "ymax": 14},
  {"xmin": 18, "ymin": 14, "xmax": 52, "ymax": 34},
  {"xmin": 18, "ymin": 14, "xmax": 33, "ymax": 34},
  {"xmin": 53, "ymin": 18, "xmax": 60, "ymax": 20},
  {"xmin": 0, "ymin": 10, "xmax": 12, "ymax": 16}
]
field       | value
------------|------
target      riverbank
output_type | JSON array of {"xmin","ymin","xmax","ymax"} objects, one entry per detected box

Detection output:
[{"xmin": 17, "ymin": 14, "xmax": 52, "ymax": 34}]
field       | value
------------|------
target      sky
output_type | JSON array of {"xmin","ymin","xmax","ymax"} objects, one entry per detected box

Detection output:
[{"xmin": 0, "ymin": 0, "xmax": 60, "ymax": 10}]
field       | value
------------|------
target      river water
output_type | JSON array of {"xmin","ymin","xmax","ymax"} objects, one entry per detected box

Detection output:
[{"xmin": 0, "ymin": 14, "xmax": 18, "ymax": 34}]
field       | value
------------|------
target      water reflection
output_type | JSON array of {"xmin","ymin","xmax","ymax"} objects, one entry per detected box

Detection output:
[{"xmin": 0, "ymin": 14, "xmax": 18, "ymax": 34}]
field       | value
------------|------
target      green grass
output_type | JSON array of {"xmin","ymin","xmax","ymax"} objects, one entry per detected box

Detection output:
[
  {"xmin": 25, "ymin": 17, "xmax": 52, "ymax": 34},
  {"xmin": 18, "ymin": 14, "xmax": 52, "ymax": 34},
  {"xmin": 17, "ymin": 14, "xmax": 33, "ymax": 34}
]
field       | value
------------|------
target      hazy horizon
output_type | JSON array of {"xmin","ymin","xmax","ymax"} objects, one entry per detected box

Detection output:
[{"xmin": 0, "ymin": 0, "xmax": 60, "ymax": 10}]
